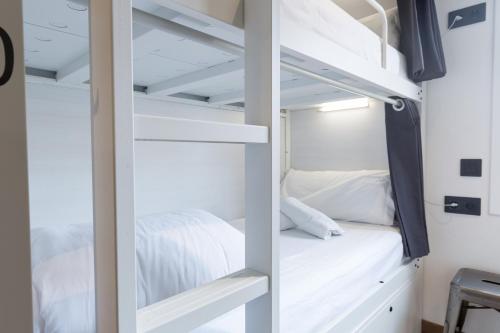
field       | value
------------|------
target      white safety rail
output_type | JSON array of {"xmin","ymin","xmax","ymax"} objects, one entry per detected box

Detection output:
[
  {"xmin": 138, "ymin": 269, "xmax": 268, "ymax": 332},
  {"xmin": 364, "ymin": 0, "xmax": 389, "ymax": 69},
  {"xmin": 134, "ymin": 115, "xmax": 268, "ymax": 143}
]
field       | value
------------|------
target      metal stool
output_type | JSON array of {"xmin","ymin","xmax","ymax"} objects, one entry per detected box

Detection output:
[{"xmin": 443, "ymin": 268, "xmax": 500, "ymax": 333}]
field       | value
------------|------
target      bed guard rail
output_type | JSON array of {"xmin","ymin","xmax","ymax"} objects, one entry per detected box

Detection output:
[{"xmin": 364, "ymin": 0, "xmax": 388, "ymax": 69}]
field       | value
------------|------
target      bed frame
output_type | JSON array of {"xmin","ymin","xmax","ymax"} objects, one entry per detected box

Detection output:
[{"xmin": 0, "ymin": 0, "xmax": 423, "ymax": 332}]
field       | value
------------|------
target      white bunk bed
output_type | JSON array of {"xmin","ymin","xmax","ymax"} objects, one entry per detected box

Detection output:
[{"xmin": 0, "ymin": 0, "xmax": 424, "ymax": 332}]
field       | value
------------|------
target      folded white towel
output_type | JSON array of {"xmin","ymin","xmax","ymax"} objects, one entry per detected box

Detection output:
[{"xmin": 281, "ymin": 197, "xmax": 344, "ymax": 239}]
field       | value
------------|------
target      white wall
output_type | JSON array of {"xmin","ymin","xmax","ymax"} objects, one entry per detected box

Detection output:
[
  {"xmin": 26, "ymin": 81, "xmax": 245, "ymax": 228},
  {"xmin": 290, "ymin": 100, "xmax": 389, "ymax": 171},
  {"xmin": 423, "ymin": 0, "xmax": 500, "ymax": 331}
]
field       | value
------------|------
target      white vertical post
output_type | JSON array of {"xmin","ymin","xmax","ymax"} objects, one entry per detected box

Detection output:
[
  {"xmin": 0, "ymin": 1, "xmax": 33, "ymax": 332},
  {"xmin": 88, "ymin": 0, "xmax": 137, "ymax": 332},
  {"xmin": 245, "ymin": 0, "xmax": 280, "ymax": 332},
  {"xmin": 490, "ymin": 0, "xmax": 500, "ymax": 215}
]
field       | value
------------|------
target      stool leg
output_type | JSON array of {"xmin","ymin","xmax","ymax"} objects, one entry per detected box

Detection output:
[
  {"xmin": 455, "ymin": 301, "xmax": 469, "ymax": 333},
  {"xmin": 443, "ymin": 287, "xmax": 462, "ymax": 333}
]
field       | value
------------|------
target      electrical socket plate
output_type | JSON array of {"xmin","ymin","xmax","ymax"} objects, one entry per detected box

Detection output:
[
  {"xmin": 448, "ymin": 3, "xmax": 486, "ymax": 30},
  {"xmin": 444, "ymin": 196, "xmax": 481, "ymax": 216}
]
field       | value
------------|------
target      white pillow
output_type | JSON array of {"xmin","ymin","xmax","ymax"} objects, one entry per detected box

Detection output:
[
  {"xmin": 281, "ymin": 169, "xmax": 395, "ymax": 226},
  {"xmin": 281, "ymin": 197, "xmax": 344, "ymax": 239}
]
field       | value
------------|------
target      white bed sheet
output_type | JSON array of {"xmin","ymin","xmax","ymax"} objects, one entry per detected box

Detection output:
[
  {"xmin": 31, "ymin": 214, "xmax": 402, "ymax": 333},
  {"xmin": 197, "ymin": 220, "xmax": 403, "ymax": 333},
  {"xmin": 280, "ymin": 0, "xmax": 406, "ymax": 77}
]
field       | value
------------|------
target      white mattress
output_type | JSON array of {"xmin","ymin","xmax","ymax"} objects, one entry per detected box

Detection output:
[
  {"xmin": 196, "ymin": 221, "xmax": 403, "ymax": 333},
  {"xmin": 280, "ymin": 0, "xmax": 406, "ymax": 77},
  {"xmin": 31, "ymin": 214, "xmax": 402, "ymax": 333}
]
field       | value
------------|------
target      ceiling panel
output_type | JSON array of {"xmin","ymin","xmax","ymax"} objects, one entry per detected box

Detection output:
[
  {"xmin": 133, "ymin": 55, "xmax": 200, "ymax": 86},
  {"xmin": 24, "ymin": 23, "xmax": 88, "ymax": 71},
  {"xmin": 23, "ymin": 0, "xmax": 89, "ymax": 37},
  {"xmin": 133, "ymin": 30, "xmax": 237, "ymax": 67}
]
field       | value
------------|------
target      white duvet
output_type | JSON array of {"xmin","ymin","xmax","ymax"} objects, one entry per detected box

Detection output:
[
  {"xmin": 31, "ymin": 210, "xmax": 244, "ymax": 333},
  {"xmin": 31, "ymin": 211, "xmax": 402, "ymax": 333}
]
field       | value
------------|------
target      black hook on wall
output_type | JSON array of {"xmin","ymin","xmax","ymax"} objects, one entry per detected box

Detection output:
[{"xmin": 0, "ymin": 26, "xmax": 14, "ymax": 86}]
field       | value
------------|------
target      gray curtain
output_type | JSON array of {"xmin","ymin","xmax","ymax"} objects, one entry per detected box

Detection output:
[
  {"xmin": 397, "ymin": 0, "xmax": 446, "ymax": 82},
  {"xmin": 385, "ymin": 99, "xmax": 429, "ymax": 259}
]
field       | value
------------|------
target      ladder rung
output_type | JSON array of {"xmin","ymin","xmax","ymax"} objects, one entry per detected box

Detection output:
[
  {"xmin": 138, "ymin": 269, "xmax": 268, "ymax": 333},
  {"xmin": 134, "ymin": 115, "xmax": 269, "ymax": 144}
]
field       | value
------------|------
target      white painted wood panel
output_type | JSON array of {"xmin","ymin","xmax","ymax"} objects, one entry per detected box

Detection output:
[
  {"xmin": 327, "ymin": 262, "xmax": 422, "ymax": 333},
  {"xmin": 134, "ymin": 115, "xmax": 268, "ymax": 143},
  {"xmin": 289, "ymin": 101, "xmax": 389, "ymax": 171},
  {"xmin": 147, "ymin": 58, "xmax": 243, "ymax": 96},
  {"xmin": 358, "ymin": 267, "xmax": 422, "ymax": 333},
  {"xmin": 244, "ymin": 0, "xmax": 280, "ymax": 332},
  {"xmin": 88, "ymin": 0, "xmax": 137, "ymax": 332},
  {"xmin": 280, "ymin": 16, "xmax": 421, "ymax": 102},
  {"xmin": 138, "ymin": 269, "xmax": 268, "ymax": 333},
  {"xmin": 24, "ymin": 82, "xmax": 247, "ymax": 227},
  {"xmin": 490, "ymin": 0, "xmax": 500, "ymax": 215},
  {"xmin": 0, "ymin": 1, "xmax": 34, "ymax": 331}
]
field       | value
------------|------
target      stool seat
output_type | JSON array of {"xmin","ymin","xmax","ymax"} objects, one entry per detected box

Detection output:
[{"xmin": 444, "ymin": 268, "xmax": 500, "ymax": 333}]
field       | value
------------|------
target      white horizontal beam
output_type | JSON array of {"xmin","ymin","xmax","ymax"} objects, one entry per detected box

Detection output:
[
  {"xmin": 147, "ymin": 58, "xmax": 243, "ymax": 96},
  {"xmin": 208, "ymin": 90, "xmax": 244, "ymax": 105},
  {"xmin": 134, "ymin": 115, "xmax": 268, "ymax": 143},
  {"xmin": 209, "ymin": 78, "xmax": 318, "ymax": 105},
  {"xmin": 138, "ymin": 269, "xmax": 268, "ymax": 333}
]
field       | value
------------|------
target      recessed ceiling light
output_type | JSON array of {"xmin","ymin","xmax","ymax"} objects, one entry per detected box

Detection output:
[
  {"xmin": 49, "ymin": 21, "xmax": 68, "ymax": 29},
  {"xmin": 35, "ymin": 37, "xmax": 52, "ymax": 42},
  {"xmin": 67, "ymin": 2, "xmax": 88, "ymax": 12}
]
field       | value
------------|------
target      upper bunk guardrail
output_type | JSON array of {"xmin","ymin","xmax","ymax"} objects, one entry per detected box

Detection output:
[{"xmin": 364, "ymin": 0, "xmax": 389, "ymax": 69}]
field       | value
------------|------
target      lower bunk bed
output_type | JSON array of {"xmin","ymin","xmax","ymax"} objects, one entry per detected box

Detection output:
[{"xmin": 31, "ymin": 210, "xmax": 421, "ymax": 333}]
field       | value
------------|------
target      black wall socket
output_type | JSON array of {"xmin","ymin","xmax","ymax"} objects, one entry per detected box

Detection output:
[
  {"xmin": 445, "ymin": 196, "xmax": 481, "ymax": 216},
  {"xmin": 448, "ymin": 3, "xmax": 486, "ymax": 30}
]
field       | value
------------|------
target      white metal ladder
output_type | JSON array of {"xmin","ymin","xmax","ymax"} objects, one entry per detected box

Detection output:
[{"xmin": 0, "ymin": 0, "xmax": 280, "ymax": 332}]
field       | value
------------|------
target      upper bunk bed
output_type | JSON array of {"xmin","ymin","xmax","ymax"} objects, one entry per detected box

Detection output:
[{"xmin": 22, "ymin": 0, "xmax": 422, "ymax": 112}]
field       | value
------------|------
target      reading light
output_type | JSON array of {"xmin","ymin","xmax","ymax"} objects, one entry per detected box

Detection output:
[{"xmin": 318, "ymin": 97, "xmax": 369, "ymax": 112}]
